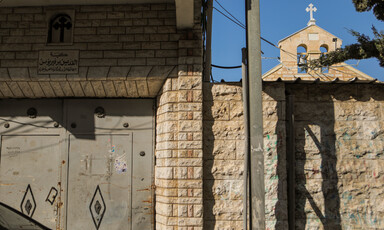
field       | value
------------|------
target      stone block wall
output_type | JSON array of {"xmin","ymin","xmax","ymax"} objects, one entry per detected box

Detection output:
[
  {"xmin": 262, "ymin": 83, "xmax": 288, "ymax": 229},
  {"xmin": 290, "ymin": 83, "xmax": 384, "ymax": 229},
  {"xmin": 155, "ymin": 1, "xmax": 204, "ymax": 229},
  {"xmin": 203, "ymin": 83, "xmax": 245, "ymax": 229},
  {"xmin": 203, "ymin": 82, "xmax": 288, "ymax": 229},
  {"xmin": 0, "ymin": 3, "xmax": 180, "ymax": 97},
  {"xmin": 203, "ymin": 82, "xmax": 384, "ymax": 230}
]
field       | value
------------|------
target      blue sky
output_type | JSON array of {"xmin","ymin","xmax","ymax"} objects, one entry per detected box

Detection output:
[{"xmin": 211, "ymin": 0, "xmax": 384, "ymax": 82}]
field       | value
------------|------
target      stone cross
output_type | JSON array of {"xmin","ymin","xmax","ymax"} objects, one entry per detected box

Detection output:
[
  {"xmin": 53, "ymin": 16, "xmax": 72, "ymax": 42},
  {"xmin": 306, "ymin": 3, "xmax": 317, "ymax": 26}
]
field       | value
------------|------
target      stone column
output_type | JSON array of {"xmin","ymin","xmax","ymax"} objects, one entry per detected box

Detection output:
[{"xmin": 155, "ymin": 28, "xmax": 203, "ymax": 229}]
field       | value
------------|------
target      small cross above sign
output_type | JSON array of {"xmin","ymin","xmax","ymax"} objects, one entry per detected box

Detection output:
[
  {"xmin": 306, "ymin": 3, "xmax": 317, "ymax": 26},
  {"xmin": 53, "ymin": 16, "xmax": 72, "ymax": 43}
]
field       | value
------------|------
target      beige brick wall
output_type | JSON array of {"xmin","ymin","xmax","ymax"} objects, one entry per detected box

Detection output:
[
  {"xmin": 291, "ymin": 83, "xmax": 384, "ymax": 229},
  {"xmin": 203, "ymin": 83, "xmax": 245, "ymax": 229},
  {"xmin": 203, "ymin": 82, "xmax": 384, "ymax": 230},
  {"xmin": 155, "ymin": 1, "xmax": 204, "ymax": 229},
  {"xmin": 0, "ymin": 4, "xmax": 180, "ymax": 97},
  {"xmin": 203, "ymin": 82, "xmax": 288, "ymax": 230},
  {"xmin": 1, "ymin": 2, "xmax": 206, "ymax": 229}
]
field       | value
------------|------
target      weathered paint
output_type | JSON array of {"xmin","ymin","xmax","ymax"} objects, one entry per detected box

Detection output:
[{"xmin": 0, "ymin": 99, "xmax": 154, "ymax": 230}]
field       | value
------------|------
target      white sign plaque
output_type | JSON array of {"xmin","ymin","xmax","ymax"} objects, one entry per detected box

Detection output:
[
  {"xmin": 38, "ymin": 50, "xmax": 79, "ymax": 74},
  {"xmin": 308, "ymin": 33, "xmax": 319, "ymax": 41}
]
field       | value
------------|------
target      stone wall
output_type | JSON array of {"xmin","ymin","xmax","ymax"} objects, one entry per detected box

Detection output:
[
  {"xmin": 0, "ymin": 3, "xmax": 180, "ymax": 97},
  {"xmin": 263, "ymin": 83, "xmax": 288, "ymax": 229},
  {"xmin": 291, "ymin": 83, "xmax": 384, "ymax": 229},
  {"xmin": 203, "ymin": 82, "xmax": 288, "ymax": 229},
  {"xmin": 203, "ymin": 82, "xmax": 384, "ymax": 230},
  {"xmin": 203, "ymin": 83, "xmax": 245, "ymax": 229},
  {"xmin": 155, "ymin": 0, "xmax": 204, "ymax": 229}
]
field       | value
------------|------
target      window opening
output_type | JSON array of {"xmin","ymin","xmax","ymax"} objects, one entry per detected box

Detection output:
[
  {"xmin": 320, "ymin": 45, "xmax": 329, "ymax": 73},
  {"xmin": 297, "ymin": 45, "xmax": 307, "ymax": 73}
]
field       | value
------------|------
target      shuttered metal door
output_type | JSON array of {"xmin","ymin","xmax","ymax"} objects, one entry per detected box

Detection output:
[
  {"xmin": 0, "ymin": 99, "xmax": 154, "ymax": 230},
  {"xmin": 0, "ymin": 100, "xmax": 64, "ymax": 230}
]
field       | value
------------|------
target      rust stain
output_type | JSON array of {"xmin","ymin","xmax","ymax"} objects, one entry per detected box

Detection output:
[
  {"xmin": 136, "ymin": 188, "xmax": 150, "ymax": 192},
  {"xmin": 62, "ymin": 160, "xmax": 66, "ymax": 164},
  {"xmin": 143, "ymin": 206, "xmax": 154, "ymax": 215},
  {"xmin": 142, "ymin": 199, "xmax": 152, "ymax": 204},
  {"xmin": 1, "ymin": 183, "xmax": 15, "ymax": 186}
]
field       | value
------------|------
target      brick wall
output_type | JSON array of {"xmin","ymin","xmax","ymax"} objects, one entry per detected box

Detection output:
[
  {"xmin": 155, "ymin": 36, "xmax": 204, "ymax": 229},
  {"xmin": 155, "ymin": 0, "xmax": 204, "ymax": 229},
  {"xmin": 203, "ymin": 83, "xmax": 288, "ymax": 229},
  {"xmin": 203, "ymin": 82, "xmax": 384, "ymax": 230},
  {"xmin": 203, "ymin": 83, "xmax": 245, "ymax": 229},
  {"xmin": 290, "ymin": 83, "xmax": 384, "ymax": 229},
  {"xmin": 0, "ymin": 2, "xmax": 206, "ymax": 229},
  {"xmin": 0, "ymin": 3, "xmax": 180, "ymax": 97}
]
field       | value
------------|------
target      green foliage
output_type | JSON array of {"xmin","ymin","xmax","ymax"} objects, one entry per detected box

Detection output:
[
  {"xmin": 353, "ymin": 0, "xmax": 384, "ymax": 21},
  {"xmin": 309, "ymin": 0, "xmax": 384, "ymax": 68}
]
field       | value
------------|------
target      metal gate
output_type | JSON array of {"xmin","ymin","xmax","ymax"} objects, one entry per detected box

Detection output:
[{"xmin": 0, "ymin": 99, "xmax": 154, "ymax": 229}]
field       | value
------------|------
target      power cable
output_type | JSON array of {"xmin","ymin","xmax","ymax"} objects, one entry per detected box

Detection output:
[
  {"xmin": 213, "ymin": 5, "xmax": 298, "ymax": 61},
  {"xmin": 212, "ymin": 1, "xmax": 354, "ymax": 79},
  {"xmin": 214, "ymin": 0, "xmax": 245, "ymax": 27},
  {"xmin": 327, "ymin": 66, "xmax": 361, "ymax": 78},
  {"xmin": 262, "ymin": 57, "xmax": 280, "ymax": 60},
  {"xmin": 213, "ymin": 7, "xmax": 246, "ymax": 29},
  {"xmin": 212, "ymin": 64, "xmax": 242, "ymax": 69}
]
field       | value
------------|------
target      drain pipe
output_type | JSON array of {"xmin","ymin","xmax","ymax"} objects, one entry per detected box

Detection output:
[{"xmin": 242, "ymin": 48, "xmax": 249, "ymax": 230}]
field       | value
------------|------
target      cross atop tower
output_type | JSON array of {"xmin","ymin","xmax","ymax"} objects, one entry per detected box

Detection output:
[{"xmin": 306, "ymin": 3, "xmax": 317, "ymax": 26}]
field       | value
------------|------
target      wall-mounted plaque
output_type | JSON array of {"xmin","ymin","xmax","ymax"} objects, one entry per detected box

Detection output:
[{"xmin": 38, "ymin": 50, "xmax": 79, "ymax": 74}]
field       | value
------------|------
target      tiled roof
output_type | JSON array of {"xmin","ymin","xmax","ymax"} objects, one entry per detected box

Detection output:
[{"xmin": 263, "ymin": 77, "xmax": 382, "ymax": 84}]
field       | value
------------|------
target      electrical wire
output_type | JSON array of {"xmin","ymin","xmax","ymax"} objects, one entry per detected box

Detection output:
[
  {"xmin": 213, "ymin": 0, "xmax": 358, "ymax": 73},
  {"xmin": 213, "ymin": 3, "xmax": 299, "ymax": 62},
  {"xmin": 214, "ymin": 0, "xmax": 245, "ymax": 27},
  {"xmin": 213, "ymin": 7, "xmax": 246, "ymax": 29},
  {"xmin": 262, "ymin": 57, "xmax": 280, "ymax": 60},
  {"xmin": 212, "ymin": 64, "xmax": 242, "ymax": 69},
  {"xmin": 327, "ymin": 66, "xmax": 361, "ymax": 78},
  {"xmin": 212, "ymin": 0, "xmax": 359, "ymax": 80}
]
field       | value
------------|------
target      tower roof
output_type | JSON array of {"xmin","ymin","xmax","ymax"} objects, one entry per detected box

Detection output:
[
  {"xmin": 262, "ymin": 4, "xmax": 376, "ymax": 82},
  {"xmin": 278, "ymin": 25, "xmax": 342, "ymax": 46}
]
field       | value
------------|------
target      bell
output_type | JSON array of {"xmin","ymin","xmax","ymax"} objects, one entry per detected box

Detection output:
[{"xmin": 298, "ymin": 55, "xmax": 307, "ymax": 66}]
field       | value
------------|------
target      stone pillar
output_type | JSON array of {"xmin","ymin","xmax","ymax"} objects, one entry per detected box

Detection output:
[{"xmin": 155, "ymin": 28, "xmax": 203, "ymax": 229}]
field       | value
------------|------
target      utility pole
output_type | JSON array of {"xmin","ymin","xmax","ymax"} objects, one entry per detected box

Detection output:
[
  {"xmin": 204, "ymin": 0, "xmax": 213, "ymax": 82},
  {"xmin": 245, "ymin": 0, "xmax": 265, "ymax": 229}
]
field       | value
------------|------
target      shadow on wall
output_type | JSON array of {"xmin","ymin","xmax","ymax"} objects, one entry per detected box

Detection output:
[
  {"xmin": 202, "ymin": 82, "xmax": 289, "ymax": 229},
  {"xmin": 203, "ymin": 83, "xmax": 245, "ymax": 230},
  {"xmin": 290, "ymin": 83, "xmax": 384, "ymax": 230},
  {"xmin": 289, "ymin": 83, "xmax": 342, "ymax": 230},
  {"xmin": 262, "ymin": 83, "xmax": 289, "ymax": 229},
  {"xmin": 202, "ymin": 82, "xmax": 384, "ymax": 229},
  {"xmin": 203, "ymin": 85, "xmax": 216, "ymax": 230}
]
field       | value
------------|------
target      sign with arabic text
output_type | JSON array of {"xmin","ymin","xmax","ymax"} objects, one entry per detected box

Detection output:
[{"xmin": 38, "ymin": 50, "xmax": 79, "ymax": 74}]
